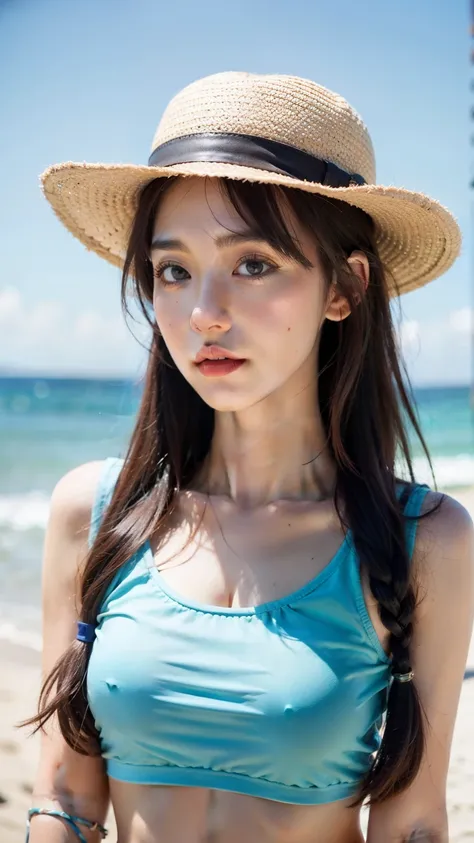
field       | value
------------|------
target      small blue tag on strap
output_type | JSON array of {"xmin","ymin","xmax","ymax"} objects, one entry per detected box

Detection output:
[{"xmin": 76, "ymin": 621, "xmax": 96, "ymax": 643}]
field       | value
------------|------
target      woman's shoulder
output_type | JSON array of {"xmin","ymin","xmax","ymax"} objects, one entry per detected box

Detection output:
[
  {"xmin": 51, "ymin": 457, "xmax": 124, "ymax": 522},
  {"xmin": 41, "ymin": 460, "xmax": 111, "ymax": 600},
  {"xmin": 52, "ymin": 457, "xmax": 126, "ymax": 550},
  {"xmin": 413, "ymin": 488, "xmax": 474, "ymax": 614},
  {"xmin": 49, "ymin": 460, "xmax": 107, "ymax": 546},
  {"xmin": 417, "ymin": 488, "xmax": 473, "ymax": 547}
]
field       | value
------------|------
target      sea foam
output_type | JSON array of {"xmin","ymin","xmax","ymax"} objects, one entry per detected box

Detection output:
[{"xmin": 0, "ymin": 492, "xmax": 50, "ymax": 531}]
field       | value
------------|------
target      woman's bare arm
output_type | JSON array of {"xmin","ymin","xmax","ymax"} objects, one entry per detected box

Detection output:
[
  {"xmin": 28, "ymin": 461, "xmax": 110, "ymax": 842},
  {"xmin": 367, "ymin": 493, "xmax": 474, "ymax": 843}
]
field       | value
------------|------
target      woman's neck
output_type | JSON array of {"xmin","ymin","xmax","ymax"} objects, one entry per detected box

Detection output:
[{"xmin": 194, "ymin": 365, "xmax": 336, "ymax": 509}]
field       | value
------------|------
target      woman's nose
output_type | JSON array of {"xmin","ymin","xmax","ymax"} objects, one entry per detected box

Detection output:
[{"xmin": 189, "ymin": 280, "xmax": 232, "ymax": 334}]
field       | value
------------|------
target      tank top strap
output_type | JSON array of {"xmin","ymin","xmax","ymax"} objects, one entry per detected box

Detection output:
[
  {"xmin": 398, "ymin": 482, "xmax": 431, "ymax": 561},
  {"xmin": 346, "ymin": 483, "xmax": 431, "ymax": 582},
  {"xmin": 88, "ymin": 456, "xmax": 125, "ymax": 548}
]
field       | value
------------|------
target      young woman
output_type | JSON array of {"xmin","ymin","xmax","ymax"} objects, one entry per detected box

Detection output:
[{"xmin": 24, "ymin": 72, "xmax": 473, "ymax": 843}]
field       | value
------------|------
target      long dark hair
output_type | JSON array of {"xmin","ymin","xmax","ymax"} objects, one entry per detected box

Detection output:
[{"xmin": 23, "ymin": 175, "xmax": 439, "ymax": 806}]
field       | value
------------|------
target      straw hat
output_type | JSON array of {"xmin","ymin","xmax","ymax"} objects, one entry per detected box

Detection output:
[{"xmin": 41, "ymin": 71, "xmax": 461, "ymax": 295}]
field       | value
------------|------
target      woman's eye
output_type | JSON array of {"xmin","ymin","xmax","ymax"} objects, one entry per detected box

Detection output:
[
  {"xmin": 155, "ymin": 263, "xmax": 190, "ymax": 285},
  {"xmin": 236, "ymin": 258, "xmax": 274, "ymax": 277}
]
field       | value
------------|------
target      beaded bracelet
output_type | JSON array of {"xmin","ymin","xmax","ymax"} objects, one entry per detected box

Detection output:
[{"xmin": 26, "ymin": 808, "xmax": 108, "ymax": 842}]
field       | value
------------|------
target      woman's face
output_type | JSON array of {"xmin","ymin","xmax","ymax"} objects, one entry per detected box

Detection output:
[{"xmin": 150, "ymin": 177, "xmax": 334, "ymax": 413}]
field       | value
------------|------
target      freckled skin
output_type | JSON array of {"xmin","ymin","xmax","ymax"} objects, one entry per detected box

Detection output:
[{"xmin": 151, "ymin": 179, "xmax": 331, "ymax": 416}]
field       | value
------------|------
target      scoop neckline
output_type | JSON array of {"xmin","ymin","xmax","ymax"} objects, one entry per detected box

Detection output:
[{"xmin": 142, "ymin": 532, "xmax": 351, "ymax": 617}]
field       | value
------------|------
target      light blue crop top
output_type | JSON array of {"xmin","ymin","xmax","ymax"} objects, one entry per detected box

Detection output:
[{"xmin": 87, "ymin": 457, "xmax": 429, "ymax": 805}]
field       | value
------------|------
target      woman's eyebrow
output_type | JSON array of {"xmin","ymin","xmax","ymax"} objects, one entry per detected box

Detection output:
[{"xmin": 150, "ymin": 229, "xmax": 270, "ymax": 253}]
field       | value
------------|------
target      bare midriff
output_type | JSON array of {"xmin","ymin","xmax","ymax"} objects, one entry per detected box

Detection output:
[{"xmin": 110, "ymin": 780, "xmax": 365, "ymax": 843}]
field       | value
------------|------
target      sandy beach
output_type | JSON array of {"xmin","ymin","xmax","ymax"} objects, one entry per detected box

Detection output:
[{"xmin": 1, "ymin": 490, "xmax": 473, "ymax": 843}]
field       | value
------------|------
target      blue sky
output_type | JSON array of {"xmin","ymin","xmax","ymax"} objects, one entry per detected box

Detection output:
[{"xmin": 0, "ymin": 0, "xmax": 471, "ymax": 385}]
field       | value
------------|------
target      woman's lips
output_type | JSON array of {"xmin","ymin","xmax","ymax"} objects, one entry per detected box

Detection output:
[{"xmin": 195, "ymin": 359, "xmax": 246, "ymax": 377}]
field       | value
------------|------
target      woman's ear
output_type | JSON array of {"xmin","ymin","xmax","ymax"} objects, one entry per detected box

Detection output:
[{"xmin": 325, "ymin": 251, "xmax": 370, "ymax": 323}]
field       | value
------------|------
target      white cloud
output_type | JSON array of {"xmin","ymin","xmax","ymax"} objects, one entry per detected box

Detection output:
[
  {"xmin": 448, "ymin": 307, "xmax": 471, "ymax": 334},
  {"xmin": 0, "ymin": 286, "xmax": 150, "ymax": 376},
  {"xmin": 74, "ymin": 310, "xmax": 106, "ymax": 339},
  {"xmin": 73, "ymin": 309, "xmax": 126, "ymax": 343},
  {"xmin": 399, "ymin": 309, "xmax": 472, "ymax": 386},
  {"xmin": 0, "ymin": 287, "xmax": 63, "ymax": 348},
  {"xmin": 399, "ymin": 319, "xmax": 420, "ymax": 352},
  {"xmin": 0, "ymin": 286, "xmax": 22, "ymax": 323},
  {"xmin": 30, "ymin": 301, "xmax": 63, "ymax": 338}
]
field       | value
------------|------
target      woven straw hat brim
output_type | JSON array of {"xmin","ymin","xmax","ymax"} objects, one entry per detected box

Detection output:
[{"xmin": 41, "ymin": 160, "xmax": 461, "ymax": 296}]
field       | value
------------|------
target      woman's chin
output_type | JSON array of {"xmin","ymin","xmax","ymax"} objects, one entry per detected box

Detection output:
[
  {"xmin": 193, "ymin": 383, "xmax": 265, "ymax": 414},
  {"xmin": 199, "ymin": 394, "xmax": 255, "ymax": 413}
]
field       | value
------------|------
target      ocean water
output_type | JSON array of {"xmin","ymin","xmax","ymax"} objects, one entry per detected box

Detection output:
[{"xmin": 0, "ymin": 376, "xmax": 473, "ymax": 652}]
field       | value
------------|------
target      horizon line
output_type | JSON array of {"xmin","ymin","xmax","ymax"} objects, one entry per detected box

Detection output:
[{"xmin": 0, "ymin": 369, "xmax": 470, "ymax": 392}]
